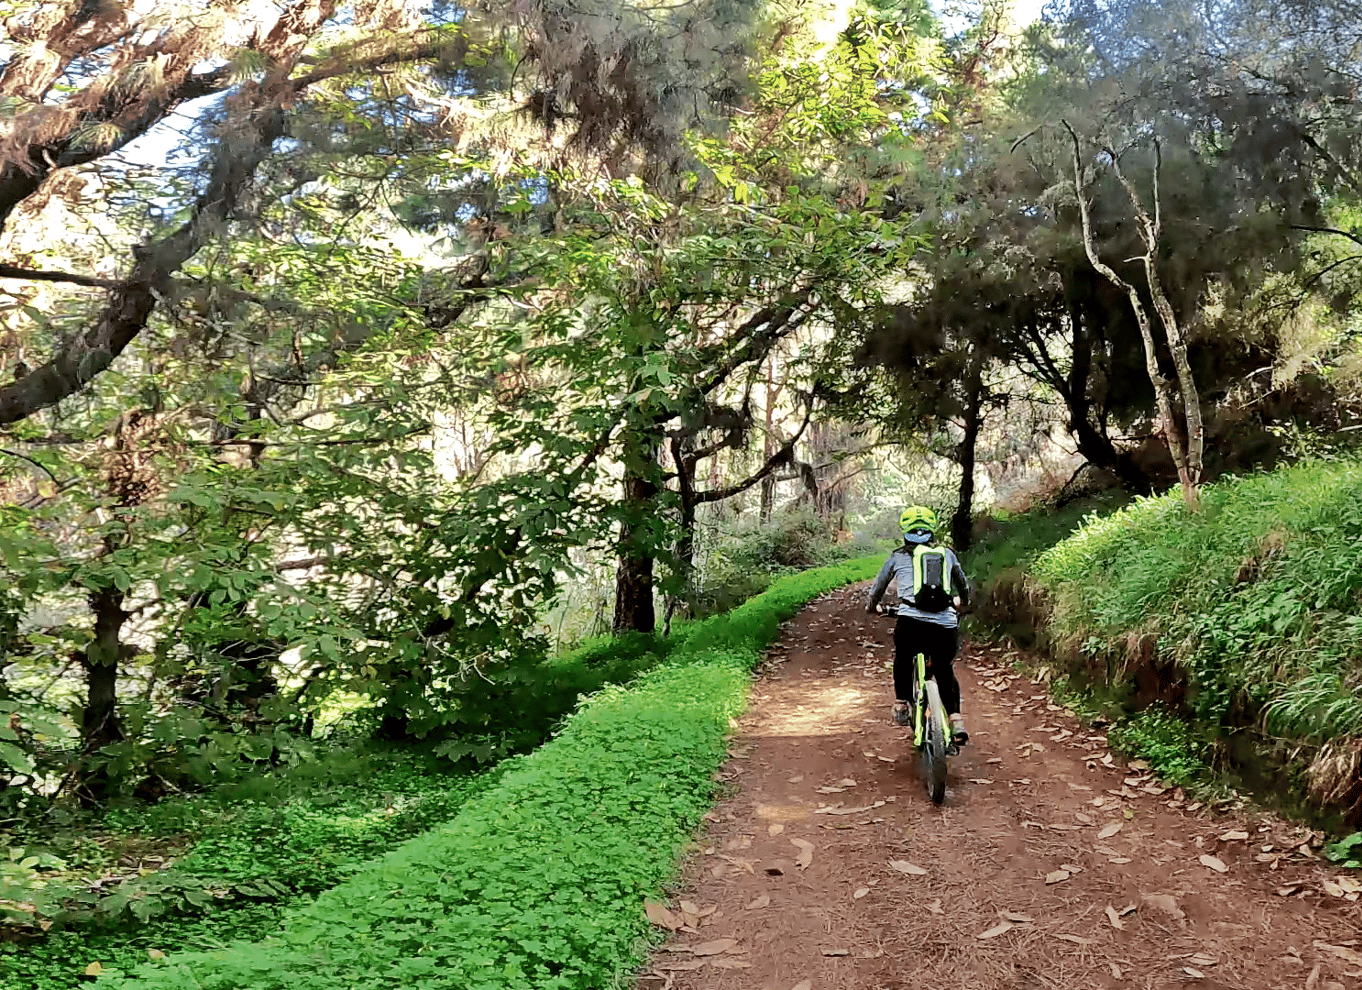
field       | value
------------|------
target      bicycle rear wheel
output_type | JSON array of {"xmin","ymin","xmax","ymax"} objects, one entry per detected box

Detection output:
[{"xmin": 922, "ymin": 680, "xmax": 948, "ymax": 804}]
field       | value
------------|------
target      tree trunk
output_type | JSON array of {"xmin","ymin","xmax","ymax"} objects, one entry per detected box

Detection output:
[
  {"xmin": 1065, "ymin": 123, "xmax": 1199, "ymax": 509},
  {"xmin": 78, "ymin": 584, "xmax": 128, "ymax": 804},
  {"xmin": 666, "ymin": 437, "xmax": 701, "ymax": 635},
  {"xmin": 951, "ymin": 345, "xmax": 987, "ymax": 551},
  {"xmin": 613, "ymin": 433, "xmax": 660, "ymax": 634},
  {"xmin": 1109, "ymin": 141, "xmax": 1203, "ymax": 508}
]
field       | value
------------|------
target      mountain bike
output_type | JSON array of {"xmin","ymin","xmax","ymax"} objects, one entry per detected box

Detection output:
[
  {"xmin": 876, "ymin": 607, "xmax": 958, "ymax": 805},
  {"xmin": 907, "ymin": 648, "xmax": 958, "ymax": 805}
]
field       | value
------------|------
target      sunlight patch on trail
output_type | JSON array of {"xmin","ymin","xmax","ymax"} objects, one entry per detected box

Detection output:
[{"xmin": 754, "ymin": 684, "xmax": 873, "ymax": 737}]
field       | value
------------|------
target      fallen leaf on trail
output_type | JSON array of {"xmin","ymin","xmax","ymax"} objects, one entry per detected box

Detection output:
[
  {"xmin": 1098, "ymin": 822, "xmax": 1124, "ymax": 839},
  {"xmin": 838, "ymin": 778, "xmax": 857, "ymax": 787},
  {"xmin": 85, "ymin": 963, "xmax": 104, "ymax": 977},
  {"xmin": 862, "ymin": 751, "xmax": 876, "ymax": 758},
  {"xmin": 1314, "ymin": 941, "xmax": 1362, "ymax": 967},
  {"xmin": 645, "ymin": 901, "xmax": 682, "ymax": 930},
  {"xmin": 816, "ymin": 786, "xmax": 846, "ymax": 794},
  {"xmin": 986, "ymin": 757, "xmax": 1003, "ymax": 764},
  {"xmin": 1129, "ymin": 758, "xmax": 1151, "ymax": 770},
  {"xmin": 1142, "ymin": 893, "xmax": 1185, "ymax": 919},
  {"xmin": 1045, "ymin": 870, "xmax": 1071, "ymax": 884},
  {"xmin": 1183, "ymin": 966, "xmax": 1205, "ymax": 978},
  {"xmin": 1059, "ymin": 862, "xmax": 1083, "ymax": 873},
  {"xmin": 690, "ymin": 938, "xmax": 739, "ymax": 956},
  {"xmin": 1110, "ymin": 962, "xmax": 1123, "ymax": 979},
  {"xmin": 1002, "ymin": 911, "xmax": 1034, "ymax": 922},
  {"xmin": 1188, "ymin": 953, "xmax": 1218, "ymax": 967},
  {"xmin": 927, "ymin": 898, "xmax": 945, "ymax": 915},
  {"xmin": 679, "ymin": 899, "xmax": 701, "ymax": 915},
  {"xmin": 710, "ymin": 958, "xmax": 752, "ymax": 970},
  {"xmin": 1219, "ymin": 829, "xmax": 1249, "ymax": 841},
  {"xmin": 968, "ymin": 778, "xmax": 993, "ymax": 785},
  {"xmin": 1305, "ymin": 963, "xmax": 1321, "ymax": 990},
  {"xmin": 1105, "ymin": 904, "xmax": 1123, "ymax": 930},
  {"xmin": 1321, "ymin": 880, "xmax": 1345, "ymax": 897},
  {"xmin": 788, "ymin": 775, "xmax": 804, "ymax": 783},
  {"xmin": 768, "ymin": 823, "xmax": 785, "ymax": 837},
  {"xmin": 1054, "ymin": 934, "xmax": 1092, "ymax": 945},
  {"xmin": 791, "ymin": 980, "xmax": 813, "ymax": 990},
  {"xmin": 977, "ymin": 921, "xmax": 1014, "ymax": 939},
  {"xmin": 1199, "ymin": 854, "xmax": 1229, "ymax": 874},
  {"xmin": 853, "ymin": 887, "xmax": 870, "ymax": 900},
  {"xmin": 791, "ymin": 838, "xmax": 814, "ymax": 869},
  {"xmin": 745, "ymin": 894, "xmax": 770, "ymax": 910},
  {"xmin": 890, "ymin": 860, "xmax": 928, "ymax": 876},
  {"xmin": 877, "ymin": 755, "xmax": 896, "ymax": 762},
  {"xmin": 816, "ymin": 801, "xmax": 885, "ymax": 816},
  {"xmin": 1108, "ymin": 856, "xmax": 1132, "ymax": 864},
  {"xmin": 1276, "ymin": 885, "xmax": 1300, "ymax": 897},
  {"xmin": 821, "ymin": 948, "xmax": 850, "ymax": 956}
]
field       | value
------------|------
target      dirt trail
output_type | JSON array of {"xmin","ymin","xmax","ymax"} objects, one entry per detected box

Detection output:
[{"xmin": 638, "ymin": 584, "xmax": 1362, "ymax": 990}]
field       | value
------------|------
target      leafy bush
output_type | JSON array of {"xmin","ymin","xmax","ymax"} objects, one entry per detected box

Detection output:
[
  {"xmin": 105, "ymin": 555, "xmax": 881, "ymax": 990},
  {"xmin": 694, "ymin": 510, "xmax": 885, "ymax": 616}
]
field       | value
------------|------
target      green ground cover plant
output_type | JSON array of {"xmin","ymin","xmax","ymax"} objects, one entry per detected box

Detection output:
[
  {"xmin": 2, "ymin": 622, "xmax": 700, "ymax": 987},
  {"xmin": 0, "ymin": 753, "xmax": 504, "ymax": 988},
  {"xmin": 104, "ymin": 555, "xmax": 880, "ymax": 990}
]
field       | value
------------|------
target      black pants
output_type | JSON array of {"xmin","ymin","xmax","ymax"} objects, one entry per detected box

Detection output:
[{"xmin": 893, "ymin": 616, "xmax": 962, "ymax": 716}]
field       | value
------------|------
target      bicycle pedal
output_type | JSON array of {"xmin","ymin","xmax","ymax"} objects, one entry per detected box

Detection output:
[{"xmin": 945, "ymin": 743, "xmax": 960, "ymax": 757}]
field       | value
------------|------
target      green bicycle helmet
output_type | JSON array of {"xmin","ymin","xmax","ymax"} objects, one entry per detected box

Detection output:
[{"xmin": 899, "ymin": 504, "xmax": 938, "ymax": 538}]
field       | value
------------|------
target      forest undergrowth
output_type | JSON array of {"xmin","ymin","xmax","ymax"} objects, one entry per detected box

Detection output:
[{"xmin": 86, "ymin": 556, "xmax": 879, "ymax": 989}]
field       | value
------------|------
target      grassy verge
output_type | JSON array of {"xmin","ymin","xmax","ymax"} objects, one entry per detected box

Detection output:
[
  {"xmin": 980, "ymin": 459, "xmax": 1362, "ymax": 839},
  {"xmin": 106, "ymin": 555, "xmax": 880, "ymax": 990}
]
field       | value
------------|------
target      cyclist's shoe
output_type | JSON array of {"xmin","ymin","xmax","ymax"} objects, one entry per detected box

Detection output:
[
  {"xmin": 950, "ymin": 713, "xmax": 969, "ymax": 744},
  {"xmin": 892, "ymin": 702, "xmax": 912, "ymax": 727}
]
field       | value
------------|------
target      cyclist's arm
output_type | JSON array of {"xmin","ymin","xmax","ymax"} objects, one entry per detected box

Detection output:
[
  {"xmin": 951, "ymin": 554, "xmax": 972, "ymax": 609},
  {"xmin": 867, "ymin": 556, "xmax": 895, "ymax": 612}
]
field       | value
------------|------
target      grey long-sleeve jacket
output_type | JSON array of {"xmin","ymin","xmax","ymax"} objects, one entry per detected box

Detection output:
[{"xmin": 866, "ymin": 544, "xmax": 971, "ymax": 629}]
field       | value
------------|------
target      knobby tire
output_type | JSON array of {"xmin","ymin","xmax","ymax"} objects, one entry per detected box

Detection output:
[{"xmin": 923, "ymin": 680, "xmax": 948, "ymax": 804}]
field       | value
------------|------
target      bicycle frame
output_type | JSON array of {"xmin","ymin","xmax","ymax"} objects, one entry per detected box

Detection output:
[{"xmin": 911, "ymin": 651, "xmax": 953, "ymax": 750}]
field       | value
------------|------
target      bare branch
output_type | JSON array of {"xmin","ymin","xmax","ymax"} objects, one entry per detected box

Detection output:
[{"xmin": 0, "ymin": 265, "xmax": 122, "ymax": 289}]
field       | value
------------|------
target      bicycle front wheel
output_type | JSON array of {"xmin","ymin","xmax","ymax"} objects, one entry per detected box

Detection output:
[{"xmin": 922, "ymin": 680, "xmax": 948, "ymax": 804}]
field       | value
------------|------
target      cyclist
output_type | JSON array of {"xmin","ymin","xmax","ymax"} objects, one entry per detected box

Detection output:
[{"xmin": 866, "ymin": 505, "xmax": 972, "ymax": 744}]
